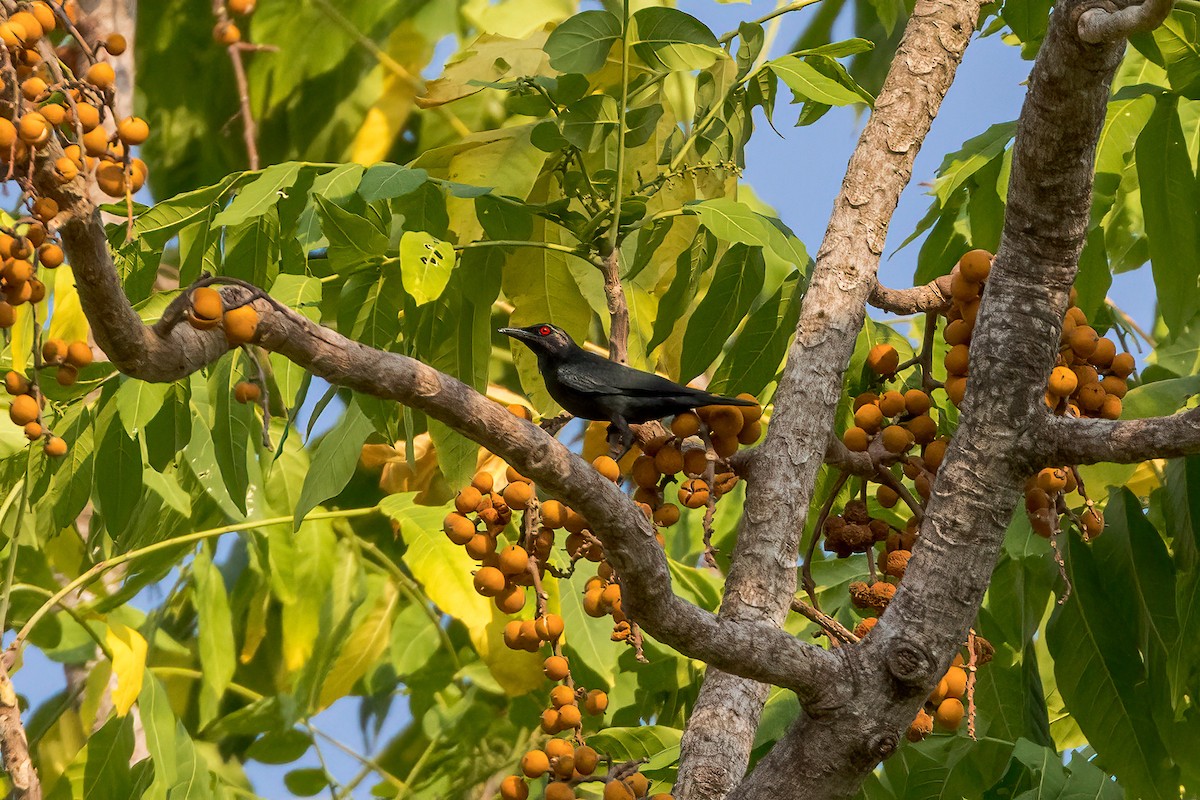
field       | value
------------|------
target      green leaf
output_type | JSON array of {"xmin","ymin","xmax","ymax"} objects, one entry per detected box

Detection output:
[
  {"xmin": 680, "ymin": 244, "xmax": 766, "ymax": 381},
  {"xmin": 398, "ymin": 232, "xmax": 456, "ymax": 306},
  {"xmin": 246, "ymin": 728, "xmax": 313, "ymax": 765},
  {"xmin": 586, "ymin": 726, "xmax": 683, "ymax": 760},
  {"xmin": 792, "ymin": 38, "xmax": 876, "ymax": 58},
  {"xmin": 710, "ymin": 270, "xmax": 804, "ymax": 396},
  {"xmin": 393, "ymin": 182, "xmax": 450, "ymax": 237},
  {"xmin": 222, "ymin": 209, "xmax": 281, "ymax": 287},
  {"xmin": 1046, "ymin": 534, "xmax": 1179, "ymax": 800},
  {"xmin": 768, "ymin": 55, "xmax": 868, "ymax": 106},
  {"xmin": 358, "ymin": 164, "xmax": 429, "ymax": 203},
  {"xmin": 338, "ymin": 265, "xmax": 404, "ymax": 350},
  {"xmin": 735, "ymin": 22, "xmax": 764, "ymax": 78},
  {"xmin": 631, "ymin": 7, "xmax": 721, "ymax": 71},
  {"xmin": 686, "ymin": 198, "xmax": 807, "ymax": 268},
  {"xmin": 83, "ymin": 715, "xmax": 135, "ymax": 800},
  {"xmin": 293, "ymin": 399, "xmax": 376, "ymax": 529},
  {"xmin": 1122, "ymin": 375, "xmax": 1200, "ymax": 419},
  {"xmin": 1137, "ymin": 94, "xmax": 1200, "ymax": 334},
  {"xmin": 560, "ymin": 94, "xmax": 620, "ymax": 150},
  {"xmin": 390, "ymin": 602, "xmax": 441, "ymax": 678},
  {"xmin": 284, "ymin": 768, "xmax": 329, "ymax": 797},
  {"xmin": 212, "ymin": 162, "xmax": 303, "ymax": 227},
  {"xmin": 647, "ymin": 229, "xmax": 717, "ymax": 354},
  {"xmin": 127, "ymin": 173, "xmax": 244, "ymax": 248},
  {"xmin": 315, "ymin": 194, "xmax": 389, "ymax": 276},
  {"xmin": 210, "ymin": 354, "xmax": 256, "ymax": 515},
  {"xmin": 114, "ymin": 379, "xmax": 173, "ymax": 437},
  {"xmin": 95, "ymin": 413, "xmax": 143, "ymax": 535},
  {"xmin": 194, "ymin": 547, "xmax": 236, "ymax": 728},
  {"xmin": 932, "ymin": 122, "xmax": 1018, "ymax": 203},
  {"xmin": 475, "ymin": 195, "xmax": 534, "ymax": 242},
  {"xmin": 138, "ymin": 675, "xmax": 180, "ymax": 798},
  {"xmin": 544, "ymin": 10, "xmax": 622, "ymax": 73},
  {"xmin": 425, "ymin": 286, "xmax": 490, "ymax": 488}
]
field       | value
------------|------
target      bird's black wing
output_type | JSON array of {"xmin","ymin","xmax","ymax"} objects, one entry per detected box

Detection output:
[{"xmin": 556, "ymin": 351, "xmax": 704, "ymax": 398}]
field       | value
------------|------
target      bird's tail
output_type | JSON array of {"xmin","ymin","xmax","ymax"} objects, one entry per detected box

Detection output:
[{"xmin": 694, "ymin": 392, "xmax": 757, "ymax": 408}]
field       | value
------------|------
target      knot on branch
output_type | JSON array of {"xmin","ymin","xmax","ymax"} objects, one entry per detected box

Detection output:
[
  {"xmin": 885, "ymin": 639, "xmax": 936, "ymax": 688},
  {"xmin": 870, "ymin": 732, "xmax": 899, "ymax": 761}
]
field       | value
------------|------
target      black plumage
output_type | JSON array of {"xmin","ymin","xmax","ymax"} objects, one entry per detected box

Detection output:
[{"xmin": 500, "ymin": 323, "xmax": 755, "ymax": 453}]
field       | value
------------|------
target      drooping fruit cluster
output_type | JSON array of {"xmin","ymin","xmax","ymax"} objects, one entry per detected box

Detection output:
[
  {"xmin": 5, "ymin": 370, "xmax": 65, "ymax": 456},
  {"xmin": 628, "ymin": 395, "xmax": 761, "ymax": 524},
  {"xmin": 0, "ymin": 223, "xmax": 60, "ymax": 324},
  {"xmin": 823, "ymin": 498, "xmax": 890, "ymax": 558},
  {"xmin": 0, "ymin": 2, "xmax": 150, "ymax": 201},
  {"xmin": 186, "ymin": 286, "xmax": 260, "ymax": 345},
  {"xmin": 1048, "ymin": 302, "xmax": 1133, "ymax": 421},
  {"xmin": 904, "ymin": 643, "xmax": 993, "ymax": 742},
  {"xmin": 40, "ymin": 336, "xmax": 92, "ymax": 386},
  {"xmin": 1023, "ymin": 466, "xmax": 1104, "ymax": 541},
  {"xmin": 443, "ymin": 467, "xmax": 538, "ymax": 614},
  {"xmin": 841, "ymin": 386, "xmax": 940, "ymax": 464},
  {"xmin": 501, "ymin": 736, "xmax": 669, "ymax": 800}
]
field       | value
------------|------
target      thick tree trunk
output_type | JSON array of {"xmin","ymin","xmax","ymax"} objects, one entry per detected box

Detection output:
[
  {"xmin": 731, "ymin": 1, "xmax": 1128, "ymax": 797},
  {"xmin": 675, "ymin": 0, "xmax": 985, "ymax": 796}
]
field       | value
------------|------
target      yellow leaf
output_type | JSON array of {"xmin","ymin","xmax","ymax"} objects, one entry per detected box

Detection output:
[
  {"xmin": 382, "ymin": 495, "xmax": 543, "ymax": 695},
  {"xmin": 47, "ymin": 266, "xmax": 89, "ymax": 344},
  {"xmin": 240, "ymin": 583, "xmax": 270, "ymax": 665},
  {"xmin": 105, "ymin": 623, "xmax": 147, "ymax": 717},
  {"xmin": 316, "ymin": 581, "xmax": 399, "ymax": 709},
  {"xmin": 9, "ymin": 296, "xmax": 45, "ymax": 375},
  {"xmin": 349, "ymin": 23, "xmax": 424, "ymax": 165},
  {"xmin": 471, "ymin": 598, "xmax": 553, "ymax": 698}
]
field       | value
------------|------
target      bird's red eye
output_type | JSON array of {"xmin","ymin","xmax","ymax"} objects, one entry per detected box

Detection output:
[{"xmin": 538, "ymin": 326, "xmax": 551, "ymax": 336}]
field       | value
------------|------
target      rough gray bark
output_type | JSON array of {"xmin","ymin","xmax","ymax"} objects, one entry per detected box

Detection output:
[
  {"xmin": 675, "ymin": 0, "xmax": 984, "ymax": 796},
  {"xmin": 0, "ymin": 658, "xmax": 40, "ymax": 800},
  {"xmin": 1039, "ymin": 409, "xmax": 1200, "ymax": 464},
  {"xmin": 731, "ymin": 1, "xmax": 1136, "ymax": 797}
]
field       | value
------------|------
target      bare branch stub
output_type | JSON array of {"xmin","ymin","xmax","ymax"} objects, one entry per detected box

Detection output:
[
  {"xmin": 869, "ymin": 274, "xmax": 954, "ymax": 315},
  {"xmin": 1076, "ymin": 0, "xmax": 1175, "ymax": 42}
]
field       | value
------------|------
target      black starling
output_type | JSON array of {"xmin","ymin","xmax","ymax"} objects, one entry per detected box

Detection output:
[{"xmin": 500, "ymin": 323, "xmax": 755, "ymax": 453}]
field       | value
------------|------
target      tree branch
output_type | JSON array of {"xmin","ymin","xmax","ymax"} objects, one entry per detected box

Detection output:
[
  {"xmin": 38, "ymin": 169, "xmax": 846, "ymax": 709},
  {"xmin": 1036, "ymin": 407, "xmax": 1200, "ymax": 465},
  {"xmin": 0, "ymin": 657, "xmax": 40, "ymax": 800},
  {"xmin": 735, "ymin": 0, "xmax": 1143, "ymax": 796},
  {"xmin": 677, "ymin": 0, "xmax": 986, "ymax": 795},
  {"xmin": 868, "ymin": 274, "xmax": 953, "ymax": 314},
  {"xmin": 1076, "ymin": 0, "xmax": 1174, "ymax": 42},
  {"xmin": 601, "ymin": 249, "xmax": 630, "ymax": 364}
]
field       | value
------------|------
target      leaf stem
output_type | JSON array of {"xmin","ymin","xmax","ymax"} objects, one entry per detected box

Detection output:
[
  {"xmin": 7, "ymin": 506, "xmax": 379, "ymax": 657},
  {"xmin": 717, "ymin": 0, "xmax": 824, "ymax": 44},
  {"xmin": 608, "ymin": 0, "xmax": 632, "ymax": 255},
  {"xmin": 0, "ymin": 448, "xmax": 33, "ymax": 638}
]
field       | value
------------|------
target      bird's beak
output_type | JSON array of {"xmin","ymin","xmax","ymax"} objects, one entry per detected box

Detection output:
[{"xmin": 498, "ymin": 327, "xmax": 530, "ymax": 342}]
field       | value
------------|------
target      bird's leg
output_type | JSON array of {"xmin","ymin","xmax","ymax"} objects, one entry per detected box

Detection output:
[{"xmin": 607, "ymin": 416, "xmax": 635, "ymax": 461}]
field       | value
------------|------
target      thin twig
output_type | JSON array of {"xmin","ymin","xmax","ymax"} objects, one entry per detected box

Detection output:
[
  {"xmin": 718, "ymin": 0, "xmax": 824, "ymax": 43},
  {"xmin": 800, "ymin": 470, "xmax": 850, "ymax": 608},
  {"xmin": 965, "ymin": 628, "xmax": 978, "ymax": 740},
  {"xmin": 790, "ymin": 596, "xmax": 859, "ymax": 644}
]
